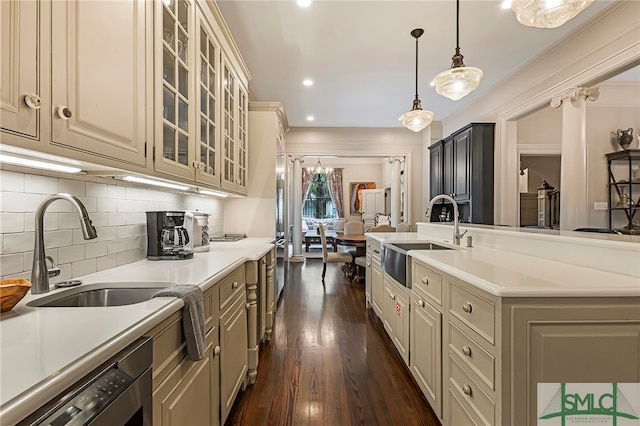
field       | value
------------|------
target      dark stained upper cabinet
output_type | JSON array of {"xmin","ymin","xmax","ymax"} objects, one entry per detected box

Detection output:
[{"xmin": 428, "ymin": 123, "xmax": 495, "ymax": 224}]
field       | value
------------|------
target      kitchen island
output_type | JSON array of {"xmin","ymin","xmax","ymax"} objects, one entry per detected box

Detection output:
[
  {"xmin": 365, "ymin": 223, "xmax": 640, "ymax": 426},
  {"xmin": 0, "ymin": 238, "xmax": 274, "ymax": 426}
]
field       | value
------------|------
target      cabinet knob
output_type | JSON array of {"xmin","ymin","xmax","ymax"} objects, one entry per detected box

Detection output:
[
  {"xmin": 462, "ymin": 302, "xmax": 473, "ymax": 313},
  {"xmin": 417, "ymin": 299, "xmax": 425, "ymax": 308},
  {"xmin": 232, "ymin": 281, "xmax": 238, "ymax": 289},
  {"xmin": 462, "ymin": 384, "xmax": 472, "ymax": 396},
  {"xmin": 213, "ymin": 345, "xmax": 221, "ymax": 356},
  {"xmin": 462, "ymin": 345, "xmax": 472, "ymax": 357},
  {"xmin": 421, "ymin": 277, "xmax": 429, "ymax": 285},
  {"xmin": 366, "ymin": 261, "xmax": 371, "ymax": 267},
  {"xmin": 56, "ymin": 105, "xmax": 72, "ymax": 119},
  {"xmin": 245, "ymin": 302, "xmax": 251, "ymax": 309},
  {"xmin": 24, "ymin": 93, "xmax": 41, "ymax": 109}
]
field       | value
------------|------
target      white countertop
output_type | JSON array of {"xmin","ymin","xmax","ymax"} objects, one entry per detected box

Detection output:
[
  {"xmin": 367, "ymin": 232, "xmax": 640, "ymax": 298},
  {"xmin": 0, "ymin": 238, "xmax": 274, "ymax": 425}
]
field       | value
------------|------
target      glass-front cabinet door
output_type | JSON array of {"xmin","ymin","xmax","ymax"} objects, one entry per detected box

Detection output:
[
  {"xmin": 194, "ymin": 9, "xmax": 220, "ymax": 187},
  {"xmin": 237, "ymin": 87, "xmax": 248, "ymax": 191},
  {"xmin": 156, "ymin": 0, "xmax": 195, "ymax": 179},
  {"xmin": 221, "ymin": 60, "xmax": 236, "ymax": 192}
]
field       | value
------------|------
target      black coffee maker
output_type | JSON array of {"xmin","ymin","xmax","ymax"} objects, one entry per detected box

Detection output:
[{"xmin": 146, "ymin": 211, "xmax": 194, "ymax": 260}]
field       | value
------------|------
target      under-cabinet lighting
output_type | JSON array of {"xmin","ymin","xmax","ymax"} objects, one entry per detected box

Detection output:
[
  {"xmin": 0, "ymin": 154, "xmax": 83, "ymax": 174},
  {"xmin": 198, "ymin": 189, "xmax": 228, "ymax": 198},
  {"xmin": 122, "ymin": 175, "xmax": 190, "ymax": 191}
]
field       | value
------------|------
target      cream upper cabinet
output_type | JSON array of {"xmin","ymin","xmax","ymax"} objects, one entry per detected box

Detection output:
[
  {"xmin": 1, "ymin": 0, "xmax": 40, "ymax": 141},
  {"xmin": 51, "ymin": 0, "xmax": 148, "ymax": 167},
  {"xmin": 220, "ymin": 59, "xmax": 248, "ymax": 195},
  {"xmin": 155, "ymin": 0, "xmax": 196, "ymax": 179}
]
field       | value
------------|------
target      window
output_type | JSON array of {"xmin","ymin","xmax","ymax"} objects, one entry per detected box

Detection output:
[{"xmin": 303, "ymin": 174, "xmax": 337, "ymax": 219}]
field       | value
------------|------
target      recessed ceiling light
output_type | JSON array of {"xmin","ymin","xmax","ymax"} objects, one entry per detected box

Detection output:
[
  {"xmin": 430, "ymin": 80, "xmax": 435, "ymax": 87},
  {"xmin": 500, "ymin": 0, "xmax": 512, "ymax": 9},
  {"xmin": 297, "ymin": 0, "xmax": 311, "ymax": 7},
  {"xmin": 303, "ymin": 79, "xmax": 314, "ymax": 86},
  {"xmin": 306, "ymin": 115, "xmax": 315, "ymax": 121}
]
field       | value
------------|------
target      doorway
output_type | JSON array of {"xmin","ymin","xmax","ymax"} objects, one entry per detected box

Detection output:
[{"xmin": 519, "ymin": 154, "xmax": 561, "ymax": 227}]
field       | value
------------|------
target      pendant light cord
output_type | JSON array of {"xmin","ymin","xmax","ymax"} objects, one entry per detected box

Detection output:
[
  {"xmin": 414, "ymin": 34, "xmax": 419, "ymax": 99},
  {"xmin": 456, "ymin": 0, "xmax": 460, "ymax": 50}
]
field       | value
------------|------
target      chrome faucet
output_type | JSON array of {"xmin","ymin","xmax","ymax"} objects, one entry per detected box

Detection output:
[
  {"xmin": 425, "ymin": 194, "xmax": 467, "ymax": 245},
  {"xmin": 31, "ymin": 193, "xmax": 97, "ymax": 294}
]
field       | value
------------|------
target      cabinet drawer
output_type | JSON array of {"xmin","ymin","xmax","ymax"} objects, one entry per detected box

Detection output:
[
  {"xmin": 412, "ymin": 262, "xmax": 442, "ymax": 306},
  {"xmin": 220, "ymin": 267, "xmax": 246, "ymax": 312},
  {"xmin": 449, "ymin": 356, "xmax": 495, "ymax": 426},
  {"xmin": 448, "ymin": 389, "xmax": 482, "ymax": 426},
  {"xmin": 448, "ymin": 322, "xmax": 495, "ymax": 390},
  {"xmin": 449, "ymin": 283, "xmax": 495, "ymax": 345}
]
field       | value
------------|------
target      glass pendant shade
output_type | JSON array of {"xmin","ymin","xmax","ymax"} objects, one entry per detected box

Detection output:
[
  {"xmin": 511, "ymin": 0, "xmax": 594, "ymax": 28},
  {"xmin": 433, "ymin": 65, "xmax": 484, "ymax": 101},
  {"xmin": 399, "ymin": 100, "xmax": 434, "ymax": 132},
  {"xmin": 433, "ymin": 0, "xmax": 483, "ymax": 101},
  {"xmin": 399, "ymin": 28, "xmax": 434, "ymax": 132}
]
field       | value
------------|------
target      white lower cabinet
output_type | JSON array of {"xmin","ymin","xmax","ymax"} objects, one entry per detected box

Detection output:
[
  {"xmin": 383, "ymin": 276, "xmax": 410, "ymax": 365},
  {"xmin": 148, "ymin": 264, "xmax": 249, "ymax": 426},
  {"xmin": 409, "ymin": 294, "xmax": 442, "ymax": 419}
]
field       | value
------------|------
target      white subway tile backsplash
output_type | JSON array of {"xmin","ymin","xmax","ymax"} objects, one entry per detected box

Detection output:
[
  {"xmin": 3, "ymin": 192, "xmax": 42, "ymax": 212},
  {"xmin": 0, "ymin": 253, "xmax": 24, "ymax": 276},
  {"xmin": 0, "ymin": 171, "xmax": 25, "ymax": 192},
  {"xmin": 1, "ymin": 170, "xmax": 224, "ymax": 280},
  {"xmin": 108, "ymin": 239, "xmax": 127, "ymax": 255},
  {"xmin": 43, "ymin": 230, "xmax": 73, "ymax": 249},
  {"xmin": 85, "ymin": 241, "xmax": 108, "ymax": 258},
  {"xmin": 72, "ymin": 258, "xmax": 97, "ymax": 277},
  {"xmin": 98, "ymin": 198, "xmax": 118, "ymax": 212},
  {"xmin": 0, "ymin": 213, "xmax": 25, "ymax": 233},
  {"xmin": 58, "ymin": 245, "xmax": 85, "ymax": 263},
  {"xmin": 24, "ymin": 174, "xmax": 58, "ymax": 194},
  {"xmin": 96, "ymin": 254, "xmax": 117, "ymax": 271},
  {"xmin": 86, "ymin": 182, "xmax": 109, "ymax": 198},
  {"xmin": 58, "ymin": 178, "xmax": 85, "ymax": 195},
  {"xmin": 4, "ymin": 232, "xmax": 35, "ymax": 254},
  {"xmin": 108, "ymin": 185, "xmax": 126, "ymax": 200}
]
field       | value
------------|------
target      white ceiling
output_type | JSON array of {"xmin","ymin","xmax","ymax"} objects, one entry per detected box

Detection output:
[{"xmin": 217, "ymin": 0, "xmax": 616, "ymax": 129}]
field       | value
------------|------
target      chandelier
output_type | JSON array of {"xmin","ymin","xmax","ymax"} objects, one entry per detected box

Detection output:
[
  {"xmin": 399, "ymin": 29, "xmax": 434, "ymax": 132},
  {"xmin": 308, "ymin": 158, "xmax": 332, "ymax": 174},
  {"xmin": 433, "ymin": 0, "xmax": 483, "ymax": 101},
  {"xmin": 511, "ymin": 0, "xmax": 594, "ymax": 29}
]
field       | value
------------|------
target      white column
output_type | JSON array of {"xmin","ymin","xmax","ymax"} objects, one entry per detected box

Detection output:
[
  {"xmin": 290, "ymin": 156, "xmax": 304, "ymax": 263},
  {"xmin": 550, "ymin": 87, "xmax": 599, "ymax": 230},
  {"xmin": 389, "ymin": 157, "xmax": 403, "ymax": 227}
]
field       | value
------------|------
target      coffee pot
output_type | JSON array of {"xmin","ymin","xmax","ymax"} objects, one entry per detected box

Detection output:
[
  {"xmin": 161, "ymin": 226, "xmax": 189, "ymax": 250},
  {"xmin": 146, "ymin": 211, "xmax": 194, "ymax": 260}
]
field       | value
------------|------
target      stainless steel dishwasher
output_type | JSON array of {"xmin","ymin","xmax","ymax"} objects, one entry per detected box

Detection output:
[{"xmin": 18, "ymin": 337, "xmax": 152, "ymax": 426}]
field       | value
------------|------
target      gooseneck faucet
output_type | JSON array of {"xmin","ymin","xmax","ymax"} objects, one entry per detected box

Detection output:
[
  {"xmin": 425, "ymin": 194, "xmax": 467, "ymax": 246},
  {"xmin": 31, "ymin": 193, "xmax": 97, "ymax": 294}
]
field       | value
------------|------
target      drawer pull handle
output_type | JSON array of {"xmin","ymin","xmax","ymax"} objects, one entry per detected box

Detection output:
[
  {"xmin": 462, "ymin": 346, "xmax": 472, "ymax": 357},
  {"xmin": 421, "ymin": 277, "xmax": 429, "ymax": 285},
  {"xmin": 232, "ymin": 281, "xmax": 239, "ymax": 289},
  {"xmin": 389, "ymin": 293, "xmax": 396, "ymax": 300},
  {"xmin": 462, "ymin": 384, "xmax": 472, "ymax": 396},
  {"xmin": 462, "ymin": 302, "xmax": 473, "ymax": 313},
  {"xmin": 373, "ymin": 249, "xmax": 379, "ymax": 254},
  {"xmin": 417, "ymin": 299, "xmax": 425, "ymax": 308},
  {"xmin": 213, "ymin": 345, "xmax": 221, "ymax": 356}
]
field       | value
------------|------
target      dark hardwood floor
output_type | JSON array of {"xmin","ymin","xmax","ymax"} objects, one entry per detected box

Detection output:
[{"xmin": 226, "ymin": 258, "xmax": 441, "ymax": 426}]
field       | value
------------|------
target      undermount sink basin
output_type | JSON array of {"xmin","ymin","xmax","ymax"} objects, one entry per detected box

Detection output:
[
  {"xmin": 387, "ymin": 242, "xmax": 453, "ymax": 252},
  {"xmin": 27, "ymin": 282, "xmax": 176, "ymax": 308},
  {"xmin": 382, "ymin": 241, "xmax": 454, "ymax": 289}
]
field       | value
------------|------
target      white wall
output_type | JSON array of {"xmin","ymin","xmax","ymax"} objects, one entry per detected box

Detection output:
[
  {"xmin": 0, "ymin": 166, "xmax": 223, "ymax": 282},
  {"xmin": 285, "ymin": 127, "xmax": 424, "ymax": 226}
]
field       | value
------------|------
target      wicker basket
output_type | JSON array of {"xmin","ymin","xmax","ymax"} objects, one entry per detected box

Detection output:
[{"xmin": 0, "ymin": 279, "xmax": 32, "ymax": 312}]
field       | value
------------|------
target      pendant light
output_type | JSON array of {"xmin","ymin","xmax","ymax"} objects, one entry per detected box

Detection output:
[
  {"xmin": 511, "ymin": 0, "xmax": 594, "ymax": 29},
  {"xmin": 433, "ymin": 0, "xmax": 483, "ymax": 101},
  {"xmin": 399, "ymin": 29, "xmax": 434, "ymax": 133}
]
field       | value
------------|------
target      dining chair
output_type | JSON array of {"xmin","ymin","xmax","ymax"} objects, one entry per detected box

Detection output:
[
  {"xmin": 396, "ymin": 222, "xmax": 411, "ymax": 232},
  {"xmin": 373, "ymin": 213, "xmax": 391, "ymax": 227},
  {"xmin": 344, "ymin": 221, "xmax": 364, "ymax": 235},
  {"xmin": 368, "ymin": 224, "xmax": 396, "ymax": 232},
  {"xmin": 319, "ymin": 223, "xmax": 353, "ymax": 284}
]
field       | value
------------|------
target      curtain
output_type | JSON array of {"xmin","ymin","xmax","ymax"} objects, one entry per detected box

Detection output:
[
  {"xmin": 301, "ymin": 168, "xmax": 313, "ymax": 204},
  {"xmin": 326, "ymin": 168, "xmax": 344, "ymax": 218}
]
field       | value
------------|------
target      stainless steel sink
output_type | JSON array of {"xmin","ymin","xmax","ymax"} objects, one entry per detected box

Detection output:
[
  {"xmin": 382, "ymin": 242, "xmax": 453, "ymax": 288},
  {"xmin": 27, "ymin": 282, "xmax": 175, "ymax": 307}
]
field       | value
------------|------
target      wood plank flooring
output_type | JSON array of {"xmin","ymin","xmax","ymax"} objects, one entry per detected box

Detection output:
[{"xmin": 226, "ymin": 259, "xmax": 441, "ymax": 426}]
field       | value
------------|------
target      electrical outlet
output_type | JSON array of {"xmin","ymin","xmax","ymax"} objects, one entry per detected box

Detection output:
[{"xmin": 594, "ymin": 202, "xmax": 608, "ymax": 211}]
